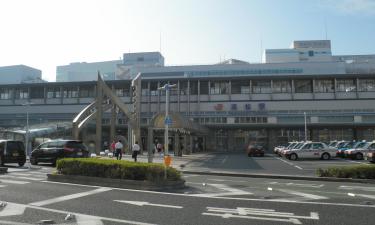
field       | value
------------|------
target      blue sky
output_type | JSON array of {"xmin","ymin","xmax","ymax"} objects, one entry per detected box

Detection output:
[{"xmin": 0, "ymin": 0, "xmax": 374, "ymax": 81}]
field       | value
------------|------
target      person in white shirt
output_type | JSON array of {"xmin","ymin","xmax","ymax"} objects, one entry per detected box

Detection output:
[
  {"xmin": 132, "ymin": 141, "xmax": 141, "ymax": 162},
  {"xmin": 115, "ymin": 140, "xmax": 123, "ymax": 160}
]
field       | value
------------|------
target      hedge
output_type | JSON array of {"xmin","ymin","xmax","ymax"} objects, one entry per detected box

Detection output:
[
  {"xmin": 56, "ymin": 158, "xmax": 182, "ymax": 182},
  {"xmin": 317, "ymin": 164, "xmax": 375, "ymax": 179}
]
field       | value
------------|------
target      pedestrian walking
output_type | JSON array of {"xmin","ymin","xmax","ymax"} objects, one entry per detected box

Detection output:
[
  {"xmin": 110, "ymin": 140, "xmax": 116, "ymax": 153},
  {"xmin": 115, "ymin": 140, "xmax": 123, "ymax": 160},
  {"xmin": 132, "ymin": 141, "xmax": 141, "ymax": 162}
]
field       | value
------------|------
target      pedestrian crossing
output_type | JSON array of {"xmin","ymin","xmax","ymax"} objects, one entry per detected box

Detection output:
[{"xmin": 0, "ymin": 170, "xmax": 48, "ymax": 187}]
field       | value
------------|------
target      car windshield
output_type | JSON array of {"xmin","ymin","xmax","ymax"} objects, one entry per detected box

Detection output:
[
  {"xmin": 65, "ymin": 141, "xmax": 87, "ymax": 150},
  {"xmin": 329, "ymin": 142, "xmax": 337, "ymax": 147},
  {"xmin": 293, "ymin": 143, "xmax": 304, "ymax": 149},
  {"xmin": 337, "ymin": 142, "xmax": 348, "ymax": 148},
  {"xmin": 355, "ymin": 142, "xmax": 368, "ymax": 149},
  {"xmin": 287, "ymin": 143, "xmax": 297, "ymax": 149}
]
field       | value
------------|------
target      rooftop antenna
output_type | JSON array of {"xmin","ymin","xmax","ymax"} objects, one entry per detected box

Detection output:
[
  {"xmin": 260, "ymin": 37, "xmax": 263, "ymax": 63},
  {"xmin": 324, "ymin": 18, "xmax": 328, "ymax": 40}
]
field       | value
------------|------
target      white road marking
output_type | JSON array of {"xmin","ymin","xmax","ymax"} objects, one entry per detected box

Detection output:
[
  {"xmin": 0, "ymin": 185, "xmax": 7, "ymax": 188},
  {"xmin": 221, "ymin": 156, "xmax": 228, "ymax": 164},
  {"xmin": 190, "ymin": 183, "xmax": 252, "ymax": 197},
  {"xmin": 0, "ymin": 220, "xmax": 30, "ymax": 225},
  {"xmin": 294, "ymin": 165, "xmax": 303, "ymax": 170},
  {"xmin": 208, "ymin": 178, "xmax": 248, "ymax": 183},
  {"xmin": 11, "ymin": 172, "xmax": 45, "ymax": 177},
  {"xmin": 182, "ymin": 175, "xmax": 199, "ymax": 178},
  {"xmin": 268, "ymin": 181, "xmax": 324, "ymax": 188},
  {"xmin": 278, "ymin": 189, "xmax": 328, "ymax": 200},
  {"xmin": 0, "ymin": 179, "xmax": 29, "ymax": 185},
  {"xmin": 29, "ymin": 187, "xmax": 112, "ymax": 206},
  {"xmin": 114, "ymin": 200, "xmax": 183, "ymax": 209},
  {"xmin": 41, "ymin": 180, "xmax": 375, "ymax": 208},
  {"xmin": 1, "ymin": 175, "xmax": 44, "ymax": 181},
  {"xmin": 339, "ymin": 185, "xmax": 375, "ymax": 192},
  {"xmin": 4, "ymin": 201, "xmax": 156, "ymax": 225},
  {"xmin": 203, "ymin": 207, "xmax": 319, "ymax": 224},
  {"xmin": 75, "ymin": 214, "xmax": 104, "ymax": 225},
  {"xmin": 348, "ymin": 193, "xmax": 375, "ymax": 199},
  {"xmin": 0, "ymin": 203, "xmax": 26, "ymax": 217}
]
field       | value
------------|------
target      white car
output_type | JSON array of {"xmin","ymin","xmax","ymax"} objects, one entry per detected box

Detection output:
[
  {"xmin": 274, "ymin": 142, "xmax": 298, "ymax": 155},
  {"xmin": 280, "ymin": 142, "xmax": 305, "ymax": 157},
  {"xmin": 345, "ymin": 141, "xmax": 375, "ymax": 160},
  {"xmin": 284, "ymin": 142, "xmax": 336, "ymax": 160}
]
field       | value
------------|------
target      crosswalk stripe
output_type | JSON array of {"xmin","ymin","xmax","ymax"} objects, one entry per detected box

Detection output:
[
  {"xmin": 0, "ymin": 179, "xmax": 30, "ymax": 185},
  {"xmin": 0, "ymin": 185, "xmax": 7, "ymax": 188},
  {"xmin": 10, "ymin": 172, "xmax": 46, "ymax": 178}
]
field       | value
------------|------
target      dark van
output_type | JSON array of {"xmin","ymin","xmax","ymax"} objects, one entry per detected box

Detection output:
[
  {"xmin": 0, "ymin": 140, "xmax": 26, "ymax": 167},
  {"xmin": 30, "ymin": 140, "xmax": 88, "ymax": 165}
]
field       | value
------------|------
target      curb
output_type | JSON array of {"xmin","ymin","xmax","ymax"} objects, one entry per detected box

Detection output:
[
  {"xmin": 182, "ymin": 170, "xmax": 375, "ymax": 184},
  {"xmin": 47, "ymin": 174, "xmax": 186, "ymax": 191}
]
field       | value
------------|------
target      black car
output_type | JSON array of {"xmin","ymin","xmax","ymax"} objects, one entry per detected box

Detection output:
[
  {"xmin": 30, "ymin": 140, "xmax": 89, "ymax": 165},
  {"xmin": 0, "ymin": 140, "xmax": 26, "ymax": 167}
]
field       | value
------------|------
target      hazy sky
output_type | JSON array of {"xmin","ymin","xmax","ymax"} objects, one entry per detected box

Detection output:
[{"xmin": 0, "ymin": 0, "xmax": 374, "ymax": 81}]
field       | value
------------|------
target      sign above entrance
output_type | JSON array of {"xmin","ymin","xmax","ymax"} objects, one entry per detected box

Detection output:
[{"xmin": 164, "ymin": 116, "xmax": 173, "ymax": 125}]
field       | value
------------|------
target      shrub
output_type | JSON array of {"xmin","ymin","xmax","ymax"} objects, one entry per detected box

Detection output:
[
  {"xmin": 317, "ymin": 164, "xmax": 375, "ymax": 179},
  {"xmin": 56, "ymin": 158, "xmax": 182, "ymax": 182}
]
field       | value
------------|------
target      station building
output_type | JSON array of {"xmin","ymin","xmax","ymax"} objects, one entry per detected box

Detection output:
[{"xmin": 1, "ymin": 40, "xmax": 375, "ymax": 152}]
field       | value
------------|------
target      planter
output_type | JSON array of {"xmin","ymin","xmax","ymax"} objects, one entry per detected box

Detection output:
[{"xmin": 47, "ymin": 174, "xmax": 185, "ymax": 191}]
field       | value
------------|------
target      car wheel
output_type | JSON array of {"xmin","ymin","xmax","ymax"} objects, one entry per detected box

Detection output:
[
  {"xmin": 260, "ymin": 153, "xmax": 264, "ymax": 157},
  {"xmin": 30, "ymin": 157, "xmax": 38, "ymax": 165},
  {"xmin": 18, "ymin": 162, "xmax": 25, "ymax": 167},
  {"xmin": 321, "ymin": 153, "xmax": 331, "ymax": 160},
  {"xmin": 355, "ymin": 153, "xmax": 363, "ymax": 160},
  {"xmin": 289, "ymin": 153, "xmax": 298, "ymax": 161}
]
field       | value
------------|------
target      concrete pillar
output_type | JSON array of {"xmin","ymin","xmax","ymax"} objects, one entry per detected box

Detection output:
[{"xmin": 188, "ymin": 135, "xmax": 193, "ymax": 155}]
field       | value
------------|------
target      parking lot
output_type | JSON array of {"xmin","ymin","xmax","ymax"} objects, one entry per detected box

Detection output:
[{"xmin": 158, "ymin": 152, "xmax": 372, "ymax": 177}]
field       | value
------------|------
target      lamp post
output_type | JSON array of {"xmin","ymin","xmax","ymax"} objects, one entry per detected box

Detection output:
[
  {"xmin": 158, "ymin": 83, "xmax": 176, "ymax": 156},
  {"xmin": 304, "ymin": 112, "xmax": 307, "ymax": 142},
  {"xmin": 22, "ymin": 102, "xmax": 33, "ymax": 156},
  {"xmin": 158, "ymin": 83, "xmax": 176, "ymax": 179}
]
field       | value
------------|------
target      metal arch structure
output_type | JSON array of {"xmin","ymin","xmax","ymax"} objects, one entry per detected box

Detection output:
[{"xmin": 72, "ymin": 73, "xmax": 141, "ymax": 154}]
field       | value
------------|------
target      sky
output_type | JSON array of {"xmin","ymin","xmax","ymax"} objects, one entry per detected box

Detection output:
[{"xmin": 0, "ymin": 0, "xmax": 374, "ymax": 82}]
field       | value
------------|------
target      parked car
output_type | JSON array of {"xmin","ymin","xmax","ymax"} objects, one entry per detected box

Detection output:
[
  {"xmin": 0, "ymin": 140, "xmax": 26, "ymax": 167},
  {"xmin": 284, "ymin": 142, "xmax": 336, "ymax": 160},
  {"xmin": 345, "ymin": 141, "xmax": 375, "ymax": 160},
  {"xmin": 280, "ymin": 142, "xmax": 304, "ymax": 157},
  {"xmin": 247, "ymin": 144, "xmax": 265, "ymax": 157},
  {"xmin": 30, "ymin": 140, "xmax": 89, "ymax": 165},
  {"xmin": 274, "ymin": 142, "xmax": 297, "ymax": 155},
  {"xmin": 336, "ymin": 141, "xmax": 364, "ymax": 157},
  {"xmin": 366, "ymin": 151, "xmax": 375, "ymax": 163}
]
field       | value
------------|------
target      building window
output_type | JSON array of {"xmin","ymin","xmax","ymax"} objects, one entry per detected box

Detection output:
[
  {"xmin": 295, "ymin": 80, "xmax": 312, "ymax": 93},
  {"xmin": 30, "ymin": 88, "xmax": 44, "ymax": 99},
  {"xmin": 314, "ymin": 79, "xmax": 334, "ymax": 93},
  {"xmin": 252, "ymin": 80, "xmax": 271, "ymax": 93},
  {"xmin": 336, "ymin": 79, "xmax": 356, "ymax": 92},
  {"xmin": 79, "ymin": 86, "xmax": 95, "ymax": 97},
  {"xmin": 200, "ymin": 81, "xmax": 209, "ymax": 95},
  {"xmin": 190, "ymin": 81, "xmax": 198, "ymax": 95},
  {"xmin": 0, "ymin": 88, "xmax": 12, "ymax": 100},
  {"xmin": 231, "ymin": 80, "xmax": 250, "ymax": 94},
  {"xmin": 63, "ymin": 87, "xmax": 78, "ymax": 98},
  {"xmin": 141, "ymin": 82, "xmax": 149, "ymax": 96},
  {"xmin": 308, "ymin": 51, "xmax": 314, "ymax": 57},
  {"xmin": 272, "ymin": 80, "xmax": 291, "ymax": 93},
  {"xmin": 15, "ymin": 88, "xmax": 29, "ymax": 99},
  {"xmin": 47, "ymin": 87, "xmax": 61, "ymax": 98},
  {"xmin": 234, "ymin": 117, "xmax": 267, "ymax": 123},
  {"xmin": 210, "ymin": 81, "xmax": 229, "ymax": 95},
  {"xmin": 180, "ymin": 81, "xmax": 188, "ymax": 95},
  {"xmin": 150, "ymin": 82, "xmax": 158, "ymax": 96},
  {"xmin": 359, "ymin": 79, "xmax": 375, "ymax": 92}
]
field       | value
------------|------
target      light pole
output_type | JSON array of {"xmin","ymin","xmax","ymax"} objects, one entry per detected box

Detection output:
[
  {"xmin": 304, "ymin": 112, "xmax": 307, "ymax": 142},
  {"xmin": 22, "ymin": 102, "xmax": 33, "ymax": 156},
  {"xmin": 158, "ymin": 83, "xmax": 176, "ymax": 179},
  {"xmin": 158, "ymin": 83, "xmax": 176, "ymax": 156}
]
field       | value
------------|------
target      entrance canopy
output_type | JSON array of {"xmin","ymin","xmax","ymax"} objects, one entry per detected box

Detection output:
[{"xmin": 151, "ymin": 112, "xmax": 209, "ymax": 135}]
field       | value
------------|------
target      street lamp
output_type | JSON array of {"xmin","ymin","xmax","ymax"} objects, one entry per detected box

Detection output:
[
  {"xmin": 158, "ymin": 83, "xmax": 176, "ymax": 156},
  {"xmin": 22, "ymin": 102, "xmax": 33, "ymax": 156},
  {"xmin": 304, "ymin": 112, "xmax": 307, "ymax": 142}
]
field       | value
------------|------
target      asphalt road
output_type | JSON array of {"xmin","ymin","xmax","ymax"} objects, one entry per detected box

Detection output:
[{"xmin": 1, "ymin": 164, "xmax": 375, "ymax": 225}]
